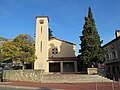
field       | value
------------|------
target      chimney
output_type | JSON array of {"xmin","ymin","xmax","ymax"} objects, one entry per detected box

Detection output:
[{"xmin": 115, "ymin": 30, "xmax": 120, "ymax": 38}]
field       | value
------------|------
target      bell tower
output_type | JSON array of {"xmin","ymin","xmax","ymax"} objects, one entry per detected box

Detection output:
[{"xmin": 34, "ymin": 16, "xmax": 49, "ymax": 72}]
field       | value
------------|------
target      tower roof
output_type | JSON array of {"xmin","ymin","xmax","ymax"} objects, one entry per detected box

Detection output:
[{"xmin": 36, "ymin": 16, "xmax": 49, "ymax": 22}]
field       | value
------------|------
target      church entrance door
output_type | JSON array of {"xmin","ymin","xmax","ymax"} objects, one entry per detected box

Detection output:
[
  {"xmin": 63, "ymin": 62, "xmax": 74, "ymax": 72},
  {"xmin": 49, "ymin": 62, "xmax": 60, "ymax": 72}
]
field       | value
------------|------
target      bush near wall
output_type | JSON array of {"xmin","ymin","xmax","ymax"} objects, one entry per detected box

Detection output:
[{"xmin": 3, "ymin": 69, "xmax": 44, "ymax": 82}]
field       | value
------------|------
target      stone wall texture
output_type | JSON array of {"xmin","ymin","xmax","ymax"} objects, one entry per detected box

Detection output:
[{"xmin": 3, "ymin": 69, "xmax": 44, "ymax": 82}]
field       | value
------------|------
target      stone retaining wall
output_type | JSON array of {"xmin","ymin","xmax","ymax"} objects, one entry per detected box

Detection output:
[
  {"xmin": 87, "ymin": 68, "xmax": 97, "ymax": 75},
  {"xmin": 3, "ymin": 69, "xmax": 44, "ymax": 82}
]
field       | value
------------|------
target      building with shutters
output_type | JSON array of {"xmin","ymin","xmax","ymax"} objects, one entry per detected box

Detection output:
[{"xmin": 103, "ymin": 30, "xmax": 120, "ymax": 80}]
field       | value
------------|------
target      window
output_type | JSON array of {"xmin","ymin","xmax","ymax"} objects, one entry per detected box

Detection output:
[
  {"xmin": 40, "ymin": 41, "xmax": 42, "ymax": 52},
  {"xmin": 106, "ymin": 54, "xmax": 109, "ymax": 60},
  {"xmin": 111, "ymin": 44, "xmax": 114, "ymax": 49},
  {"xmin": 41, "ymin": 27, "xmax": 42, "ymax": 34},
  {"xmin": 105, "ymin": 48, "xmax": 108, "ymax": 53},
  {"xmin": 112, "ymin": 51, "xmax": 116, "ymax": 59},
  {"xmin": 51, "ymin": 48, "xmax": 58, "ymax": 55},
  {"xmin": 115, "ymin": 51, "xmax": 118, "ymax": 58},
  {"xmin": 39, "ymin": 20, "xmax": 44, "ymax": 24}
]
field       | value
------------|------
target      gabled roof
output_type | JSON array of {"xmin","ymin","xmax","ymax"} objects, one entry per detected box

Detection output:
[
  {"xmin": 102, "ymin": 36, "xmax": 120, "ymax": 48},
  {"xmin": 49, "ymin": 37, "xmax": 76, "ymax": 45}
]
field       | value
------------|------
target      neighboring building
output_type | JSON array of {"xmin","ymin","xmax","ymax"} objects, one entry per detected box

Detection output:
[
  {"xmin": 103, "ymin": 30, "xmax": 120, "ymax": 80},
  {"xmin": 34, "ymin": 16, "xmax": 78, "ymax": 73}
]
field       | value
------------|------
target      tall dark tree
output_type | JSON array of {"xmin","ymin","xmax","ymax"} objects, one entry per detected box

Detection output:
[
  {"xmin": 79, "ymin": 7, "xmax": 105, "ymax": 68},
  {"xmin": 49, "ymin": 28, "xmax": 53, "ymax": 39}
]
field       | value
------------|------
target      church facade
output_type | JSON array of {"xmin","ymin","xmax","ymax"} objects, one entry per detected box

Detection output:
[{"xmin": 34, "ymin": 16, "xmax": 78, "ymax": 73}]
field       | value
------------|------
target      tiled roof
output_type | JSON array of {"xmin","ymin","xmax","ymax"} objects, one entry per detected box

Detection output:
[
  {"xmin": 102, "ymin": 36, "xmax": 120, "ymax": 48},
  {"xmin": 48, "ymin": 57, "xmax": 78, "ymax": 61}
]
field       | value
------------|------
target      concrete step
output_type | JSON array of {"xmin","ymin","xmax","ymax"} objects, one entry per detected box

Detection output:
[{"xmin": 42, "ymin": 74, "xmax": 113, "ymax": 83}]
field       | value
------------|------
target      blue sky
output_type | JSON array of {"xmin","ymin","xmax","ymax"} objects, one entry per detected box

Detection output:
[{"xmin": 0, "ymin": 0, "xmax": 120, "ymax": 55}]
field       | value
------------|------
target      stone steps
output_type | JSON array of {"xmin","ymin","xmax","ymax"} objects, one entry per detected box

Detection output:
[{"xmin": 42, "ymin": 74, "xmax": 113, "ymax": 83}]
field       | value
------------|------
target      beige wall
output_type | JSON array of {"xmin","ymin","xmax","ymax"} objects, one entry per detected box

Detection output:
[
  {"xmin": 34, "ymin": 16, "xmax": 49, "ymax": 72},
  {"xmin": 48, "ymin": 38, "xmax": 76, "ymax": 57}
]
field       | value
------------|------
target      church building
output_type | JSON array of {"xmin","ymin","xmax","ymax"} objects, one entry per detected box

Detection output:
[{"xmin": 34, "ymin": 16, "xmax": 78, "ymax": 73}]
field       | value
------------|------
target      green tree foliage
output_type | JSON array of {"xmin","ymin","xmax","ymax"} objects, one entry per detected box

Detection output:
[
  {"xmin": 79, "ymin": 7, "xmax": 105, "ymax": 68},
  {"xmin": 1, "ymin": 41, "xmax": 18, "ymax": 60},
  {"xmin": 0, "ymin": 37, "xmax": 8, "ymax": 61},
  {"xmin": 1, "ymin": 34, "xmax": 36, "ymax": 69}
]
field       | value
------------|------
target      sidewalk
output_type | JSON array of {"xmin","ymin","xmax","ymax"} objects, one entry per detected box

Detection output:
[{"xmin": 0, "ymin": 81, "xmax": 120, "ymax": 90}]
